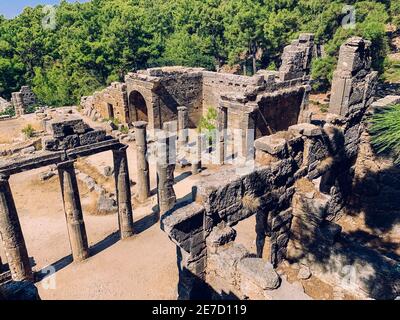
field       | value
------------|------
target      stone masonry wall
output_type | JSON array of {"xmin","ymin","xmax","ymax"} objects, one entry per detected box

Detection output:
[
  {"xmin": 160, "ymin": 36, "xmax": 391, "ymax": 300},
  {"xmin": 81, "ymin": 82, "xmax": 128, "ymax": 124}
]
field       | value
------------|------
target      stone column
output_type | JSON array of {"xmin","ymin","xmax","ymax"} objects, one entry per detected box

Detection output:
[
  {"xmin": 0, "ymin": 174, "xmax": 33, "ymax": 281},
  {"xmin": 113, "ymin": 146, "xmax": 135, "ymax": 239},
  {"xmin": 240, "ymin": 112, "xmax": 256, "ymax": 161},
  {"xmin": 192, "ymin": 133, "xmax": 203, "ymax": 175},
  {"xmin": 57, "ymin": 160, "xmax": 90, "ymax": 262},
  {"xmin": 157, "ymin": 122, "xmax": 177, "ymax": 214},
  {"xmin": 216, "ymin": 106, "xmax": 227, "ymax": 165},
  {"xmin": 177, "ymin": 106, "xmax": 189, "ymax": 148},
  {"xmin": 133, "ymin": 121, "xmax": 150, "ymax": 202}
]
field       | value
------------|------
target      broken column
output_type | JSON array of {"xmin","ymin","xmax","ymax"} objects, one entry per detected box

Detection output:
[
  {"xmin": 113, "ymin": 145, "xmax": 135, "ymax": 239},
  {"xmin": 177, "ymin": 106, "xmax": 189, "ymax": 148},
  {"xmin": 157, "ymin": 121, "xmax": 177, "ymax": 214},
  {"xmin": 329, "ymin": 37, "xmax": 377, "ymax": 116},
  {"xmin": 0, "ymin": 174, "xmax": 33, "ymax": 281},
  {"xmin": 192, "ymin": 133, "xmax": 203, "ymax": 175},
  {"xmin": 133, "ymin": 121, "xmax": 150, "ymax": 202},
  {"xmin": 216, "ymin": 105, "xmax": 227, "ymax": 165},
  {"xmin": 279, "ymin": 33, "xmax": 315, "ymax": 81},
  {"xmin": 57, "ymin": 160, "xmax": 90, "ymax": 262},
  {"xmin": 11, "ymin": 92, "xmax": 24, "ymax": 117}
]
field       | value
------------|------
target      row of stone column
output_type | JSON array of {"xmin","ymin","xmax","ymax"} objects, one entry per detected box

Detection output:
[{"xmin": 0, "ymin": 147, "xmax": 135, "ymax": 281}]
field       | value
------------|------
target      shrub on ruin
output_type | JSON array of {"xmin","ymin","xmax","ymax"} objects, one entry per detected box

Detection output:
[
  {"xmin": 21, "ymin": 124, "xmax": 35, "ymax": 139},
  {"xmin": 198, "ymin": 107, "xmax": 218, "ymax": 146},
  {"xmin": 120, "ymin": 125, "xmax": 129, "ymax": 134},
  {"xmin": 370, "ymin": 104, "xmax": 400, "ymax": 164},
  {"xmin": 242, "ymin": 193, "xmax": 261, "ymax": 212},
  {"xmin": 0, "ymin": 106, "xmax": 15, "ymax": 117}
]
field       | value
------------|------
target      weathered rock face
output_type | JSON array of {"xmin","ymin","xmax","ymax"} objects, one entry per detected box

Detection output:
[{"xmin": 44, "ymin": 119, "xmax": 107, "ymax": 151}]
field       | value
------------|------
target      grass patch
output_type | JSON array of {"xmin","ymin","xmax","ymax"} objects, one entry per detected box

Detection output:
[{"xmin": 21, "ymin": 124, "xmax": 35, "ymax": 139}]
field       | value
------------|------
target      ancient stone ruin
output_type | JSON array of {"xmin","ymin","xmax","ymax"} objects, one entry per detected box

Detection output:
[
  {"xmin": 0, "ymin": 35, "xmax": 399, "ymax": 301},
  {"xmin": 0, "ymin": 118, "xmax": 134, "ymax": 282},
  {"xmin": 160, "ymin": 37, "xmax": 399, "ymax": 300},
  {"xmin": 11, "ymin": 86, "xmax": 37, "ymax": 117},
  {"xmin": 81, "ymin": 34, "xmax": 314, "ymax": 140}
]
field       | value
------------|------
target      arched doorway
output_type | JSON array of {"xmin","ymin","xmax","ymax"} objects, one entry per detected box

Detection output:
[{"xmin": 129, "ymin": 91, "xmax": 148, "ymax": 123}]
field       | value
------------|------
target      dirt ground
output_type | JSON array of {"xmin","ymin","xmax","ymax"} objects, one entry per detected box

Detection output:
[{"xmin": 0, "ymin": 113, "xmax": 209, "ymax": 300}]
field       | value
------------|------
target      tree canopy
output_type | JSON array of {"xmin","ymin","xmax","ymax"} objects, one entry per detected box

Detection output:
[{"xmin": 0, "ymin": 0, "xmax": 396, "ymax": 106}]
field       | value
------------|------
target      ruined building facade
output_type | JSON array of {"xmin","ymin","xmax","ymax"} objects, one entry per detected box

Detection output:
[
  {"xmin": 161, "ymin": 37, "xmax": 399, "ymax": 300},
  {"xmin": 81, "ymin": 34, "xmax": 316, "ymax": 139}
]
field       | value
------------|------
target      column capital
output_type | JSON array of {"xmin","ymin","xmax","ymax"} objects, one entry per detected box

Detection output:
[
  {"xmin": 178, "ymin": 106, "xmax": 188, "ymax": 112},
  {"xmin": 132, "ymin": 121, "xmax": 148, "ymax": 129},
  {"xmin": 0, "ymin": 173, "xmax": 10, "ymax": 182},
  {"xmin": 56, "ymin": 159, "xmax": 76, "ymax": 170},
  {"xmin": 113, "ymin": 145, "xmax": 129, "ymax": 154}
]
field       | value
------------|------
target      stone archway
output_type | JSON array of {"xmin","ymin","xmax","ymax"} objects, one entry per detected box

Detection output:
[{"xmin": 128, "ymin": 91, "xmax": 148, "ymax": 123}]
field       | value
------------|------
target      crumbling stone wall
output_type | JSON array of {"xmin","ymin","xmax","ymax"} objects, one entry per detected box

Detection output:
[
  {"xmin": 11, "ymin": 86, "xmax": 36, "ymax": 116},
  {"xmin": 82, "ymin": 34, "xmax": 315, "ymax": 135},
  {"xmin": 81, "ymin": 82, "xmax": 128, "ymax": 124},
  {"xmin": 279, "ymin": 33, "xmax": 315, "ymax": 81},
  {"xmin": 0, "ymin": 97, "xmax": 11, "ymax": 113},
  {"xmin": 329, "ymin": 37, "xmax": 377, "ymax": 117},
  {"xmin": 160, "ymin": 36, "xmax": 394, "ymax": 300}
]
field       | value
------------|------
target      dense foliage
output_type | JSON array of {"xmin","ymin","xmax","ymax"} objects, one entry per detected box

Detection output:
[
  {"xmin": 0, "ymin": 0, "xmax": 397, "ymax": 106},
  {"xmin": 370, "ymin": 104, "xmax": 400, "ymax": 164}
]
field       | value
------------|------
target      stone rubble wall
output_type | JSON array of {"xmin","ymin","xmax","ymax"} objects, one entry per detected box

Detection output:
[
  {"xmin": 11, "ymin": 86, "xmax": 37, "ymax": 116},
  {"xmin": 279, "ymin": 33, "xmax": 315, "ymax": 81},
  {"xmin": 82, "ymin": 34, "xmax": 315, "ymax": 133},
  {"xmin": 81, "ymin": 82, "xmax": 128, "ymax": 124},
  {"xmin": 329, "ymin": 37, "xmax": 378, "ymax": 117},
  {"xmin": 161, "ymin": 36, "xmax": 385, "ymax": 300}
]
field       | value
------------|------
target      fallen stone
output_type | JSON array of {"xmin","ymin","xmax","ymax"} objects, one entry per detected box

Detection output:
[
  {"xmin": 21, "ymin": 146, "xmax": 35, "ymax": 154},
  {"xmin": 103, "ymin": 166, "xmax": 114, "ymax": 177},
  {"xmin": 297, "ymin": 265, "xmax": 312, "ymax": 280},
  {"xmin": 289, "ymin": 123, "xmax": 322, "ymax": 137},
  {"xmin": 97, "ymin": 193, "xmax": 118, "ymax": 214},
  {"xmin": 254, "ymin": 135, "xmax": 287, "ymax": 155},
  {"xmin": 237, "ymin": 258, "xmax": 280, "ymax": 290},
  {"xmin": 207, "ymin": 225, "xmax": 237, "ymax": 248},
  {"xmin": 39, "ymin": 171, "xmax": 56, "ymax": 181}
]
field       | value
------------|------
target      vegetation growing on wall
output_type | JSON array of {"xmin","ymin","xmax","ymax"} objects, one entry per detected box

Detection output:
[{"xmin": 0, "ymin": 0, "xmax": 397, "ymax": 106}]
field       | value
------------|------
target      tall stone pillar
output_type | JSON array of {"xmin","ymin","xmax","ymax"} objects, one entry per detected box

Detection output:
[
  {"xmin": 329, "ymin": 37, "xmax": 377, "ymax": 116},
  {"xmin": 177, "ymin": 106, "xmax": 189, "ymax": 148},
  {"xmin": 240, "ymin": 112, "xmax": 256, "ymax": 161},
  {"xmin": 113, "ymin": 146, "xmax": 135, "ymax": 239},
  {"xmin": 12, "ymin": 92, "xmax": 24, "ymax": 117},
  {"xmin": 157, "ymin": 121, "xmax": 177, "ymax": 214},
  {"xmin": 192, "ymin": 133, "xmax": 203, "ymax": 175},
  {"xmin": 57, "ymin": 161, "xmax": 90, "ymax": 262},
  {"xmin": 133, "ymin": 121, "xmax": 150, "ymax": 202},
  {"xmin": 0, "ymin": 174, "xmax": 33, "ymax": 281},
  {"xmin": 216, "ymin": 106, "xmax": 227, "ymax": 165}
]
